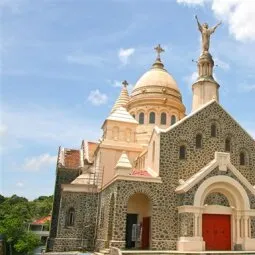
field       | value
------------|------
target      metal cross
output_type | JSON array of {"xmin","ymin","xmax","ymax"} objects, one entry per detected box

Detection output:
[
  {"xmin": 122, "ymin": 80, "xmax": 128, "ymax": 87},
  {"xmin": 154, "ymin": 44, "xmax": 164, "ymax": 59}
]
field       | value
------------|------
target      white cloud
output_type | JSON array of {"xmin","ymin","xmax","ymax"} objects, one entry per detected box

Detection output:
[
  {"xmin": 1, "ymin": 104, "xmax": 100, "ymax": 151},
  {"xmin": 177, "ymin": 0, "xmax": 255, "ymax": 42},
  {"xmin": 0, "ymin": 0, "xmax": 26, "ymax": 13},
  {"xmin": 16, "ymin": 182, "xmax": 24, "ymax": 187},
  {"xmin": 22, "ymin": 153, "xmax": 57, "ymax": 172},
  {"xmin": 177, "ymin": 0, "xmax": 205, "ymax": 5},
  {"xmin": 184, "ymin": 71, "xmax": 198, "ymax": 85},
  {"xmin": 214, "ymin": 57, "xmax": 230, "ymax": 70},
  {"xmin": 118, "ymin": 48, "xmax": 135, "ymax": 65},
  {"xmin": 88, "ymin": 89, "xmax": 108, "ymax": 106},
  {"xmin": 111, "ymin": 80, "xmax": 123, "ymax": 87},
  {"xmin": 0, "ymin": 124, "xmax": 8, "ymax": 136}
]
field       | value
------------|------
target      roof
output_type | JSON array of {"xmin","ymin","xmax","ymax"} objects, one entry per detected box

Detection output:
[
  {"xmin": 31, "ymin": 215, "xmax": 51, "ymax": 225},
  {"xmin": 111, "ymin": 84, "xmax": 130, "ymax": 113},
  {"xmin": 131, "ymin": 169, "xmax": 151, "ymax": 177},
  {"xmin": 132, "ymin": 64, "xmax": 179, "ymax": 93},
  {"xmin": 82, "ymin": 140, "xmax": 98, "ymax": 163},
  {"xmin": 106, "ymin": 107, "xmax": 138, "ymax": 124},
  {"xmin": 115, "ymin": 152, "xmax": 132, "ymax": 169},
  {"xmin": 64, "ymin": 149, "xmax": 81, "ymax": 169}
]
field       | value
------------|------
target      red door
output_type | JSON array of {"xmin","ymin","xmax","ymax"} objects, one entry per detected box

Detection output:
[
  {"xmin": 202, "ymin": 214, "xmax": 231, "ymax": 250},
  {"xmin": 142, "ymin": 217, "xmax": 150, "ymax": 249}
]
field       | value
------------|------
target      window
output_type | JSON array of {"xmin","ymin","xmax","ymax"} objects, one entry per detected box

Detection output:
[
  {"xmin": 196, "ymin": 134, "xmax": 202, "ymax": 149},
  {"xmin": 149, "ymin": 112, "xmax": 155, "ymax": 124},
  {"xmin": 160, "ymin": 112, "xmax": 167, "ymax": 125},
  {"xmin": 225, "ymin": 138, "xmax": 231, "ymax": 152},
  {"xmin": 139, "ymin": 112, "xmax": 144, "ymax": 124},
  {"xmin": 211, "ymin": 124, "xmax": 217, "ymax": 137},
  {"xmin": 171, "ymin": 115, "xmax": 176, "ymax": 125},
  {"xmin": 112, "ymin": 126, "xmax": 119, "ymax": 140},
  {"xmin": 67, "ymin": 208, "xmax": 75, "ymax": 226},
  {"xmin": 240, "ymin": 152, "xmax": 245, "ymax": 166},
  {"xmin": 179, "ymin": 145, "xmax": 186, "ymax": 159}
]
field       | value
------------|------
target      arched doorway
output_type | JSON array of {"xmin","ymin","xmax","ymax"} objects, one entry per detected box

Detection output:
[
  {"xmin": 202, "ymin": 192, "xmax": 231, "ymax": 250},
  {"xmin": 125, "ymin": 193, "xmax": 151, "ymax": 249},
  {"xmin": 194, "ymin": 176, "xmax": 251, "ymax": 251}
]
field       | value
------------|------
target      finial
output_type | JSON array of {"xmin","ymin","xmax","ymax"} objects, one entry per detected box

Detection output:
[
  {"xmin": 122, "ymin": 80, "xmax": 128, "ymax": 88},
  {"xmin": 154, "ymin": 44, "xmax": 164, "ymax": 60}
]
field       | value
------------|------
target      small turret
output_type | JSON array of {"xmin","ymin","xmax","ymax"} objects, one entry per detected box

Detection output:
[{"xmin": 111, "ymin": 80, "xmax": 130, "ymax": 113}]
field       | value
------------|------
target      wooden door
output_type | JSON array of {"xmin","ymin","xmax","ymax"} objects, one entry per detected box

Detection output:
[
  {"xmin": 142, "ymin": 217, "xmax": 150, "ymax": 249},
  {"xmin": 202, "ymin": 214, "xmax": 231, "ymax": 250}
]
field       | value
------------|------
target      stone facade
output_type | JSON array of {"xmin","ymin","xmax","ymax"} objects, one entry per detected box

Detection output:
[
  {"xmin": 47, "ymin": 101, "xmax": 255, "ymax": 252},
  {"xmin": 47, "ymin": 168, "xmax": 80, "ymax": 251}
]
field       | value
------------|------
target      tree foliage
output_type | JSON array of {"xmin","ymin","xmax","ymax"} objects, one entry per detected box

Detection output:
[{"xmin": 0, "ymin": 194, "xmax": 53, "ymax": 254}]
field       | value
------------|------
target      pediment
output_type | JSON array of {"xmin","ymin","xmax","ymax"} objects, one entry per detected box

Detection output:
[{"xmin": 175, "ymin": 152, "xmax": 255, "ymax": 195}]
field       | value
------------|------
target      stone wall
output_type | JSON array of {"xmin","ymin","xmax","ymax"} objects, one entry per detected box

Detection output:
[
  {"xmin": 51, "ymin": 191, "xmax": 98, "ymax": 252},
  {"xmin": 179, "ymin": 213, "xmax": 194, "ymax": 237},
  {"xmin": 47, "ymin": 167, "xmax": 80, "ymax": 252},
  {"xmin": 160, "ymin": 101, "xmax": 255, "ymax": 184},
  {"xmin": 204, "ymin": 192, "xmax": 230, "ymax": 206}
]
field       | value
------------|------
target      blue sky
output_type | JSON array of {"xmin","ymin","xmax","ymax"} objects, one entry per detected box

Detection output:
[{"xmin": 1, "ymin": 0, "xmax": 255, "ymax": 200}]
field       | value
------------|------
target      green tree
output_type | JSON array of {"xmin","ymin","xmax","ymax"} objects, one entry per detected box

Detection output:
[{"xmin": 14, "ymin": 232, "xmax": 40, "ymax": 255}]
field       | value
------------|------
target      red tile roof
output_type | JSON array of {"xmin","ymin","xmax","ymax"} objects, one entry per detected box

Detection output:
[
  {"xmin": 32, "ymin": 215, "xmax": 51, "ymax": 225},
  {"xmin": 131, "ymin": 169, "xmax": 151, "ymax": 177},
  {"xmin": 64, "ymin": 149, "xmax": 80, "ymax": 168}
]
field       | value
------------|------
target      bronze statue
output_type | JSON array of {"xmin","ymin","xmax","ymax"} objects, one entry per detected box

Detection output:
[{"xmin": 195, "ymin": 15, "xmax": 222, "ymax": 54}]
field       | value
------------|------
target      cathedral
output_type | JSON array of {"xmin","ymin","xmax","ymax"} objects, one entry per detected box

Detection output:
[{"xmin": 46, "ymin": 19, "xmax": 255, "ymax": 253}]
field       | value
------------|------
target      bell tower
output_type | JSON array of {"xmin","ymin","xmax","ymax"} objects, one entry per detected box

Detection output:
[
  {"xmin": 192, "ymin": 52, "xmax": 220, "ymax": 111},
  {"xmin": 192, "ymin": 16, "xmax": 221, "ymax": 111}
]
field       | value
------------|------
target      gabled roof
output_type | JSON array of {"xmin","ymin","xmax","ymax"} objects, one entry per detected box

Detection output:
[
  {"xmin": 106, "ymin": 107, "xmax": 138, "ymax": 124},
  {"xmin": 154, "ymin": 99, "xmax": 254, "ymax": 141},
  {"xmin": 176, "ymin": 152, "xmax": 255, "ymax": 195}
]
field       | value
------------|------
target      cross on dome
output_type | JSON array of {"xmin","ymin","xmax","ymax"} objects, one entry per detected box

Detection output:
[
  {"xmin": 154, "ymin": 44, "xmax": 164, "ymax": 60},
  {"xmin": 122, "ymin": 80, "xmax": 128, "ymax": 88}
]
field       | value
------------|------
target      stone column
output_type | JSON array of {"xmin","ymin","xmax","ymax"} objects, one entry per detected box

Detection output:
[
  {"xmin": 235, "ymin": 215, "xmax": 241, "ymax": 242},
  {"xmin": 243, "ymin": 216, "xmax": 249, "ymax": 238}
]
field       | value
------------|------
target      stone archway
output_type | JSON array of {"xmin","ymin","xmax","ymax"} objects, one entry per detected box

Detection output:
[
  {"xmin": 125, "ymin": 193, "xmax": 151, "ymax": 249},
  {"xmin": 194, "ymin": 176, "xmax": 252, "ymax": 251}
]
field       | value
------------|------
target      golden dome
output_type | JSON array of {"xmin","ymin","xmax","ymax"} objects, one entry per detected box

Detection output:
[{"xmin": 132, "ymin": 66, "xmax": 179, "ymax": 93}]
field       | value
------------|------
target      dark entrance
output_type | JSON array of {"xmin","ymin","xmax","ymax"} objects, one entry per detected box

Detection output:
[
  {"xmin": 202, "ymin": 214, "xmax": 231, "ymax": 250},
  {"xmin": 141, "ymin": 217, "xmax": 150, "ymax": 249},
  {"xmin": 125, "ymin": 214, "xmax": 137, "ymax": 248}
]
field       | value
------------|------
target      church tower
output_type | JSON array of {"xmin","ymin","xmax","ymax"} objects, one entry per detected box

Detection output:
[
  {"xmin": 192, "ymin": 16, "xmax": 221, "ymax": 111},
  {"xmin": 192, "ymin": 52, "xmax": 219, "ymax": 111}
]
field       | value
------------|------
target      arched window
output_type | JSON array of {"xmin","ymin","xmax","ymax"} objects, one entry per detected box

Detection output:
[
  {"xmin": 67, "ymin": 208, "xmax": 75, "ymax": 226},
  {"xmin": 225, "ymin": 138, "xmax": 231, "ymax": 152},
  {"xmin": 211, "ymin": 124, "xmax": 217, "ymax": 137},
  {"xmin": 240, "ymin": 152, "xmax": 245, "ymax": 165},
  {"xmin": 139, "ymin": 112, "xmax": 144, "ymax": 124},
  {"xmin": 149, "ymin": 112, "xmax": 155, "ymax": 124},
  {"xmin": 160, "ymin": 112, "xmax": 167, "ymax": 125},
  {"xmin": 196, "ymin": 134, "xmax": 202, "ymax": 149},
  {"xmin": 179, "ymin": 145, "xmax": 186, "ymax": 160},
  {"xmin": 112, "ymin": 126, "xmax": 119, "ymax": 141},
  {"xmin": 171, "ymin": 115, "xmax": 176, "ymax": 125}
]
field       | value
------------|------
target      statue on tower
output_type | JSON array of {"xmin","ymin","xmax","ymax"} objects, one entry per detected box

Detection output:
[{"xmin": 195, "ymin": 15, "xmax": 222, "ymax": 54}]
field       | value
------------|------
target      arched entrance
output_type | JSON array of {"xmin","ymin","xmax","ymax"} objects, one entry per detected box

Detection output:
[
  {"xmin": 125, "ymin": 193, "xmax": 151, "ymax": 249},
  {"xmin": 194, "ymin": 176, "xmax": 251, "ymax": 251},
  {"xmin": 202, "ymin": 192, "xmax": 231, "ymax": 250}
]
